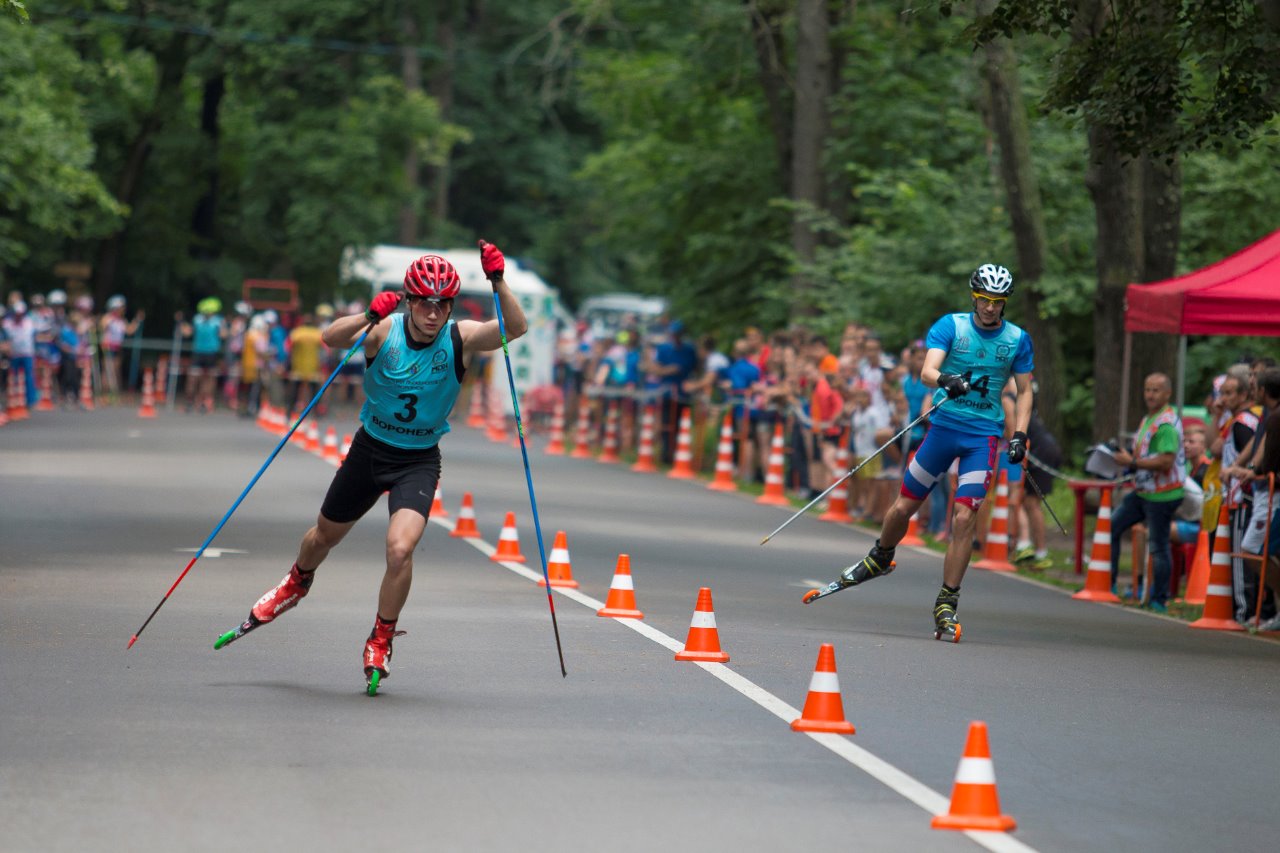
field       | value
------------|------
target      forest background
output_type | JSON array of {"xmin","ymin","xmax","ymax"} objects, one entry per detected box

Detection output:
[{"xmin": 3, "ymin": 0, "xmax": 1279, "ymax": 456}]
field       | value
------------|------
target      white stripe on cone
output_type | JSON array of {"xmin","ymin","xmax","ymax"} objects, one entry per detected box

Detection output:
[
  {"xmin": 690, "ymin": 611, "xmax": 717, "ymax": 629},
  {"xmin": 807, "ymin": 671, "xmax": 841, "ymax": 693},
  {"xmin": 610, "ymin": 574, "xmax": 635, "ymax": 591},
  {"xmin": 954, "ymin": 757, "xmax": 997, "ymax": 785}
]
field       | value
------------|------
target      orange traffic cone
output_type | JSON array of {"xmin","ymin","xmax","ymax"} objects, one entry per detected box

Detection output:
[
  {"xmin": 820, "ymin": 439, "xmax": 854, "ymax": 523},
  {"xmin": 631, "ymin": 404, "xmax": 658, "ymax": 473},
  {"xmin": 321, "ymin": 427, "xmax": 341, "ymax": 462},
  {"xmin": 450, "ymin": 492, "xmax": 481, "ymax": 538},
  {"xmin": 597, "ymin": 554, "xmax": 644, "ymax": 619},
  {"xmin": 544, "ymin": 400, "xmax": 566, "ymax": 455},
  {"xmin": 974, "ymin": 470, "xmax": 1015, "ymax": 571},
  {"xmin": 491, "ymin": 512, "xmax": 526, "ymax": 563},
  {"xmin": 900, "ymin": 512, "xmax": 926, "ymax": 546},
  {"xmin": 667, "ymin": 407, "xmax": 696, "ymax": 479},
  {"xmin": 137, "ymin": 368, "xmax": 158, "ymax": 418},
  {"xmin": 1181, "ymin": 525, "xmax": 1215, "ymax": 606},
  {"xmin": 78, "ymin": 359, "xmax": 95, "ymax": 410},
  {"xmin": 35, "ymin": 366, "xmax": 55, "ymax": 412},
  {"xmin": 790, "ymin": 644, "xmax": 856, "ymax": 734},
  {"xmin": 756, "ymin": 421, "xmax": 788, "ymax": 506},
  {"xmin": 708, "ymin": 411, "xmax": 737, "ymax": 491},
  {"xmin": 569, "ymin": 404, "xmax": 593, "ymax": 459},
  {"xmin": 340, "ymin": 433, "xmax": 352, "ymax": 462},
  {"xmin": 486, "ymin": 398, "xmax": 509, "ymax": 443},
  {"xmin": 466, "ymin": 385, "xmax": 487, "ymax": 428},
  {"xmin": 430, "ymin": 481, "xmax": 448, "ymax": 517},
  {"xmin": 537, "ymin": 530, "xmax": 579, "ymax": 588},
  {"xmin": 1073, "ymin": 488, "xmax": 1121, "ymax": 603},
  {"xmin": 675, "ymin": 587, "xmax": 729, "ymax": 663},
  {"xmin": 1190, "ymin": 509, "xmax": 1244, "ymax": 631},
  {"xmin": 598, "ymin": 401, "xmax": 621, "ymax": 463},
  {"xmin": 304, "ymin": 419, "xmax": 320, "ymax": 453},
  {"xmin": 8, "ymin": 370, "xmax": 29, "ymax": 420},
  {"xmin": 931, "ymin": 721, "xmax": 1017, "ymax": 832}
]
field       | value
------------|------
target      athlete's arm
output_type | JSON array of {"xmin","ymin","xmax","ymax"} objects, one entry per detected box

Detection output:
[
  {"xmin": 323, "ymin": 310, "xmax": 390, "ymax": 356},
  {"xmin": 1011, "ymin": 371, "xmax": 1033, "ymax": 434},
  {"xmin": 920, "ymin": 348, "xmax": 948, "ymax": 387},
  {"xmin": 458, "ymin": 277, "xmax": 528, "ymax": 365}
]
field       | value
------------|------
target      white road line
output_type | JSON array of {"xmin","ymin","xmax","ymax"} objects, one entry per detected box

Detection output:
[{"xmin": 430, "ymin": 516, "xmax": 1041, "ymax": 853}]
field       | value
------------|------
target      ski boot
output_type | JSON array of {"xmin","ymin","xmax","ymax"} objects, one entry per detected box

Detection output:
[
  {"xmin": 214, "ymin": 564, "xmax": 314, "ymax": 650},
  {"xmin": 363, "ymin": 616, "xmax": 407, "ymax": 696},
  {"xmin": 803, "ymin": 540, "xmax": 896, "ymax": 604},
  {"xmin": 933, "ymin": 585, "xmax": 962, "ymax": 643}
]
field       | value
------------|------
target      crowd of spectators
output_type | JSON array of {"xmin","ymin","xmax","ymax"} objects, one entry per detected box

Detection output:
[{"xmin": 0, "ymin": 289, "xmax": 371, "ymax": 419}]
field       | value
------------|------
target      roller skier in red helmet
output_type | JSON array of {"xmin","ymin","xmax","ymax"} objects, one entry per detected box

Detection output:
[{"xmin": 215, "ymin": 242, "xmax": 527, "ymax": 694}]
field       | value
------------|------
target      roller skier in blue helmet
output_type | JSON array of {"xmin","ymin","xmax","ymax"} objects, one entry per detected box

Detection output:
[{"xmin": 805, "ymin": 264, "xmax": 1035, "ymax": 641}]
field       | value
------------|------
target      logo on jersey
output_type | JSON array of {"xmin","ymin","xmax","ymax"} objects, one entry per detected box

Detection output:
[
  {"xmin": 430, "ymin": 349, "xmax": 449, "ymax": 374},
  {"xmin": 996, "ymin": 344, "xmax": 1012, "ymax": 361},
  {"xmin": 384, "ymin": 346, "xmax": 401, "ymax": 371},
  {"xmin": 954, "ymin": 335, "xmax": 971, "ymax": 354}
]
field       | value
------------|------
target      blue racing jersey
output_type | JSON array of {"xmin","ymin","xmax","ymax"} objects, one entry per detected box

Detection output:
[
  {"xmin": 925, "ymin": 313, "xmax": 1033, "ymax": 437},
  {"xmin": 360, "ymin": 315, "xmax": 464, "ymax": 449}
]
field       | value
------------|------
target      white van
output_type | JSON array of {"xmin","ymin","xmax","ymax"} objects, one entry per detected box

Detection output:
[{"xmin": 577, "ymin": 292, "xmax": 668, "ymax": 337}]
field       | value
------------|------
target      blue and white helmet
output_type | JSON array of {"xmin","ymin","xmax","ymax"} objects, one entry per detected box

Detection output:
[{"xmin": 970, "ymin": 263, "xmax": 1013, "ymax": 296}]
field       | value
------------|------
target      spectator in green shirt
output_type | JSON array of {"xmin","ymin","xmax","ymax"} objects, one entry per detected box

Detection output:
[{"xmin": 1109, "ymin": 373, "xmax": 1186, "ymax": 611}]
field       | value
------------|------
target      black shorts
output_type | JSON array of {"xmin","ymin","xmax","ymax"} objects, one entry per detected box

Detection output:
[
  {"xmin": 192, "ymin": 353, "xmax": 220, "ymax": 371},
  {"xmin": 320, "ymin": 428, "xmax": 442, "ymax": 524}
]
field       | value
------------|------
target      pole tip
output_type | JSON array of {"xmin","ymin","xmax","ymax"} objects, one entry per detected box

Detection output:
[{"xmin": 127, "ymin": 635, "xmax": 137, "ymax": 649}]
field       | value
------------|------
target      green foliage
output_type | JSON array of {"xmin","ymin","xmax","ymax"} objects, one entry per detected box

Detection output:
[
  {"xmin": 0, "ymin": 19, "xmax": 125, "ymax": 272},
  {"xmin": 4, "ymin": 0, "xmax": 26, "ymax": 23}
]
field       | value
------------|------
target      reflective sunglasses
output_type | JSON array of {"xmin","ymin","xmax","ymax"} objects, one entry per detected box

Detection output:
[
  {"xmin": 972, "ymin": 293, "xmax": 1008, "ymax": 306},
  {"xmin": 405, "ymin": 295, "xmax": 453, "ymax": 310}
]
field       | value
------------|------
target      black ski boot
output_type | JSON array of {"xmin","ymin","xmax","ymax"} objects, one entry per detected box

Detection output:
[
  {"xmin": 933, "ymin": 585, "xmax": 962, "ymax": 643},
  {"xmin": 803, "ymin": 540, "xmax": 896, "ymax": 604}
]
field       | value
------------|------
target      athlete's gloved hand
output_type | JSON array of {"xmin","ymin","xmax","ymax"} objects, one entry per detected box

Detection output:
[
  {"xmin": 478, "ymin": 239, "xmax": 505, "ymax": 283},
  {"xmin": 937, "ymin": 373, "xmax": 971, "ymax": 399},
  {"xmin": 1008, "ymin": 431, "xmax": 1029, "ymax": 465},
  {"xmin": 366, "ymin": 291, "xmax": 402, "ymax": 323}
]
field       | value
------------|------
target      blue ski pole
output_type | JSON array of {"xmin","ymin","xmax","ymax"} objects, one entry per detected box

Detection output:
[
  {"xmin": 128, "ymin": 323, "xmax": 374, "ymax": 649},
  {"xmin": 481, "ymin": 239, "xmax": 567, "ymax": 677}
]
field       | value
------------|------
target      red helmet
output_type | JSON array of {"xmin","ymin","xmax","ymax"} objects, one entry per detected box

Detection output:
[{"xmin": 404, "ymin": 255, "xmax": 461, "ymax": 298}]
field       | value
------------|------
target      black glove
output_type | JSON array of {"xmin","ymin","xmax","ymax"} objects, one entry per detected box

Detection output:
[
  {"xmin": 1008, "ymin": 431, "xmax": 1028, "ymax": 465},
  {"xmin": 937, "ymin": 373, "xmax": 970, "ymax": 399}
]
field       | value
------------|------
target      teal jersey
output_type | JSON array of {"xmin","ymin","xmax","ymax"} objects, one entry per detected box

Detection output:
[
  {"xmin": 360, "ymin": 316, "xmax": 464, "ymax": 449},
  {"xmin": 926, "ymin": 313, "xmax": 1034, "ymax": 437}
]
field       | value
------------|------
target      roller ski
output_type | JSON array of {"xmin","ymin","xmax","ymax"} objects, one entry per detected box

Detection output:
[
  {"xmin": 363, "ymin": 616, "xmax": 406, "ymax": 696},
  {"xmin": 933, "ymin": 585, "xmax": 963, "ymax": 643},
  {"xmin": 803, "ymin": 541, "xmax": 896, "ymax": 604},
  {"xmin": 214, "ymin": 564, "xmax": 314, "ymax": 650}
]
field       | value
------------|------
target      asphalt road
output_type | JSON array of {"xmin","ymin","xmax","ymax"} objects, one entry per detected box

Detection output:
[{"xmin": 3, "ymin": 405, "xmax": 1278, "ymax": 853}]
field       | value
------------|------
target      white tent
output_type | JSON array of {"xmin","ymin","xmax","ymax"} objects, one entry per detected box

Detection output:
[{"xmin": 342, "ymin": 244, "xmax": 564, "ymax": 411}]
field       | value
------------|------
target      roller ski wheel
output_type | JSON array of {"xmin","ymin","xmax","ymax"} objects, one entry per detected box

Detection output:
[
  {"xmin": 933, "ymin": 619, "xmax": 962, "ymax": 643},
  {"xmin": 214, "ymin": 615, "xmax": 262, "ymax": 650},
  {"xmin": 803, "ymin": 547, "xmax": 896, "ymax": 605},
  {"xmin": 365, "ymin": 668, "xmax": 383, "ymax": 697}
]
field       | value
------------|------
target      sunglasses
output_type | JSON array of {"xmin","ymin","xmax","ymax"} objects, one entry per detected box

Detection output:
[
  {"xmin": 405, "ymin": 295, "xmax": 453, "ymax": 309},
  {"xmin": 972, "ymin": 293, "xmax": 1008, "ymax": 305}
]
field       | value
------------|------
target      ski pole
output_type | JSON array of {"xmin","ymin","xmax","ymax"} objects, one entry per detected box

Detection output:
[
  {"xmin": 483, "ymin": 240, "xmax": 567, "ymax": 678},
  {"xmin": 761, "ymin": 404, "xmax": 940, "ymax": 546},
  {"xmin": 127, "ymin": 323, "xmax": 374, "ymax": 649},
  {"xmin": 1022, "ymin": 456, "xmax": 1067, "ymax": 535}
]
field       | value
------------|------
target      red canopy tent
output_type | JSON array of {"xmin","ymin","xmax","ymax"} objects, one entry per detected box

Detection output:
[
  {"xmin": 1117, "ymin": 229, "xmax": 1280, "ymax": 432},
  {"xmin": 1126, "ymin": 229, "xmax": 1280, "ymax": 337}
]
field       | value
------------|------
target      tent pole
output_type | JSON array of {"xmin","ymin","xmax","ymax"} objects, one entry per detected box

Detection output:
[
  {"xmin": 1176, "ymin": 335, "xmax": 1187, "ymax": 418},
  {"xmin": 1118, "ymin": 330, "xmax": 1133, "ymax": 441}
]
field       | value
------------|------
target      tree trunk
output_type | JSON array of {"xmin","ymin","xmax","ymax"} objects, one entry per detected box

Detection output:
[
  {"xmin": 188, "ymin": 73, "xmax": 225, "ymax": 287},
  {"xmin": 425, "ymin": 13, "xmax": 457, "ymax": 227},
  {"xmin": 1127, "ymin": 152, "xmax": 1182, "ymax": 415},
  {"xmin": 978, "ymin": 3, "xmax": 1065, "ymax": 440},
  {"xmin": 397, "ymin": 6, "xmax": 423, "ymax": 246},
  {"xmin": 1085, "ymin": 122, "xmax": 1143, "ymax": 442},
  {"xmin": 93, "ymin": 37, "xmax": 190, "ymax": 297},
  {"xmin": 789, "ymin": 0, "xmax": 831, "ymax": 318},
  {"xmin": 745, "ymin": 0, "xmax": 791, "ymax": 193}
]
